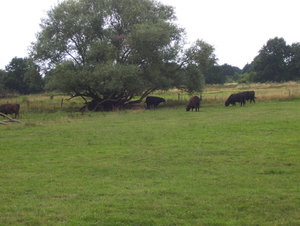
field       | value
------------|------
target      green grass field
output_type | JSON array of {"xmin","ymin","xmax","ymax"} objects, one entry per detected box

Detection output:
[{"xmin": 1, "ymin": 97, "xmax": 300, "ymax": 225}]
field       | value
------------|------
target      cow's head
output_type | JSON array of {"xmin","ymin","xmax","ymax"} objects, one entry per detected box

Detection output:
[{"xmin": 159, "ymin": 98, "xmax": 166, "ymax": 103}]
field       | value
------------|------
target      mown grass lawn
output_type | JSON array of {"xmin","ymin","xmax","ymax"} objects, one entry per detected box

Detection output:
[{"xmin": 1, "ymin": 100, "xmax": 300, "ymax": 225}]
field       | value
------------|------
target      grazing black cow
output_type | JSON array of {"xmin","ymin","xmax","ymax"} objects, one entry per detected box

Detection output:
[
  {"xmin": 239, "ymin": 91, "xmax": 256, "ymax": 103},
  {"xmin": 0, "ymin": 103, "xmax": 20, "ymax": 118},
  {"xmin": 225, "ymin": 93, "xmax": 245, "ymax": 107},
  {"xmin": 145, "ymin": 96, "xmax": 165, "ymax": 109},
  {"xmin": 186, "ymin": 96, "xmax": 202, "ymax": 112}
]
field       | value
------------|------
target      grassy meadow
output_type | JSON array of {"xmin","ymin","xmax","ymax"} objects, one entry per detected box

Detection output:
[{"xmin": 1, "ymin": 82, "xmax": 300, "ymax": 225}]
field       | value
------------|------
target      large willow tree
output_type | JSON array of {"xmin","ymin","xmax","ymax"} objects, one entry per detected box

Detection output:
[{"xmin": 31, "ymin": 0, "xmax": 211, "ymax": 110}]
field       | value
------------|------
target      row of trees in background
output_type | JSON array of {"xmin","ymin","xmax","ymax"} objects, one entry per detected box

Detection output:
[
  {"xmin": 223, "ymin": 37, "xmax": 300, "ymax": 83},
  {"xmin": 2, "ymin": 36, "xmax": 299, "ymax": 98},
  {"xmin": 1, "ymin": 0, "xmax": 300, "ymax": 104}
]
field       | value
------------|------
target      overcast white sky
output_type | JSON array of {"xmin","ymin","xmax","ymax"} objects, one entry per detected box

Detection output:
[{"xmin": 0, "ymin": 0, "xmax": 299, "ymax": 70}]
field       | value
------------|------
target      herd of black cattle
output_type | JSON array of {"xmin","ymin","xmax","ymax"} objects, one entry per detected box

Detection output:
[
  {"xmin": 0, "ymin": 91, "xmax": 255, "ymax": 118},
  {"xmin": 224, "ymin": 91, "xmax": 256, "ymax": 107},
  {"xmin": 145, "ymin": 90, "xmax": 256, "ymax": 111}
]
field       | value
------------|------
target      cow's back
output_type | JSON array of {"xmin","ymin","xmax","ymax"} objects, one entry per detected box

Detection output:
[
  {"xmin": 1, "ymin": 103, "xmax": 20, "ymax": 118},
  {"xmin": 145, "ymin": 96, "xmax": 165, "ymax": 108},
  {"xmin": 187, "ymin": 96, "xmax": 201, "ymax": 111},
  {"xmin": 239, "ymin": 91, "xmax": 255, "ymax": 103},
  {"xmin": 225, "ymin": 93, "xmax": 245, "ymax": 106},
  {"xmin": 191, "ymin": 96, "xmax": 200, "ymax": 106}
]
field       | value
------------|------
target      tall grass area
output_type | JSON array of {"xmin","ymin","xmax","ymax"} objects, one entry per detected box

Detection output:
[
  {"xmin": 1, "ymin": 99, "xmax": 300, "ymax": 225},
  {"xmin": 1, "ymin": 82, "xmax": 300, "ymax": 114}
]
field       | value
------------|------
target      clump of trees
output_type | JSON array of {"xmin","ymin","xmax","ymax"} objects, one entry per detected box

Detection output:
[
  {"xmin": 219, "ymin": 64, "xmax": 242, "ymax": 83},
  {"xmin": 226, "ymin": 37, "xmax": 300, "ymax": 83},
  {"xmin": 252, "ymin": 37, "xmax": 300, "ymax": 82},
  {"xmin": 29, "ymin": 0, "xmax": 222, "ymax": 111},
  {"xmin": 0, "ymin": 58, "xmax": 44, "ymax": 97}
]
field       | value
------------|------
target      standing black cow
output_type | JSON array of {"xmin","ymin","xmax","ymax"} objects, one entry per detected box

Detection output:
[
  {"xmin": 186, "ymin": 96, "xmax": 202, "ymax": 112},
  {"xmin": 145, "ymin": 96, "xmax": 165, "ymax": 109},
  {"xmin": 225, "ymin": 93, "xmax": 245, "ymax": 107},
  {"xmin": 239, "ymin": 91, "xmax": 256, "ymax": 103},
  {"xmin": 0, "ymin": 103, "xmax": 20, "ymax": 118}
]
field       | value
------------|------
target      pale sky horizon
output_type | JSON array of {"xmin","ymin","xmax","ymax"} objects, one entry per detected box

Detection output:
[{"xmin": 0, "ymin": 0, "xmax": 299, "ymax": 70}]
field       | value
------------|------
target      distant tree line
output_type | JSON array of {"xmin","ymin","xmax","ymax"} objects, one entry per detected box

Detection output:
[
  {"xmin": 2, "ymin": 36, "xmax": 300, "ymax": 98},
  {"xmin": 222, "ymin": 37, "xmax": 300, "ymax": 83}
]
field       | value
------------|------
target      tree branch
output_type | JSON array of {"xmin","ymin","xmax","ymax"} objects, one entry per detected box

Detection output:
[
  {"xmin": 0, "ymin": 113, "xmax": 22, "ymax": 125},
  {"xmin": 65, "ymin": 49, "xmax": 81, "ymax": 65}
]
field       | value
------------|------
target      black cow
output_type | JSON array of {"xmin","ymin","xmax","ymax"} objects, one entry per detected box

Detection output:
[
  {"xmin": 225, "ymin": 93, "xmax": 245, "ymax": 107},
  {"xmin": 145, "ymin": 96, "xmax": 165, "ymax": 109},
  {"xmin": 239, "ymin": 91, "xmax": 256, "ymax": 103},
  {"xmin": 0, "ymin": 103, "xmax": 20, "ymax": 118},
  {"xmin": 186, "ymin": 96, "xmax": 202, "ymax": 112}
]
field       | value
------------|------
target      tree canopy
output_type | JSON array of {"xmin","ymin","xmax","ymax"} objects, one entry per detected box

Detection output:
[
  {"xmin": 229, "ymin": 37, "xmax": 300, "ymax": 84},
  {"xmin": 185, "ymin": 40, "xmax": 223, "ymax": 84},
  {"xmin": 31, "ymin": 0, "xmax": 216, "ymax": 110},
  {"xmin": 252, "ymin": 37, "xmax": 300, "ymax": 82},
  {"xmin": 1, "ymin": 57, "xmax": 43, "ymax": 96}
]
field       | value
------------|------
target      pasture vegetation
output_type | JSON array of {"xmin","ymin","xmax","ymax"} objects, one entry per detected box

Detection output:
[{"xmin": 1, "ymin": 83, "xmax": 300, "ymax": 225}]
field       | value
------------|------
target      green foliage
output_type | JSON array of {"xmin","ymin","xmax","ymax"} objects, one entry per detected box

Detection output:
[
  {"xmin": 0, "ymin": 69, "xmax": 6, "ymax": 96},
  {"xmin": 288, "ymin": 43, "xmax": 300, "ymax": 81},
  {"xmin": 1, "ymin": 101, "xmax": 300, "ymax": 225},
  {"xmin": 186, "ymin": 39, "xmax": 224, "ymax": 84},
  {"xmin": 221, "ymin": 63, "xmax": 242, "ymax": 76},
  {"xmin": 229, "ymin": 38, "xmax": 300, "ymax": 84},
  {"xmin": 3, "ymin": 57, "xmax": 44, "ymax": 95},
  {"xmin": 46, "ymin": 61, "xmax": 143, "ymax": 99},
  {"xmin": 242, "ymin": 62, "xmax": 253, "ymax": 74},
  {"xmin": 252, "ymin": 37, "xmax": 300, "ymax": 82},
  {"xmin": 237, "ymin": 72, "xmax": 256, "ymax": 84},
  {"xmin": 220, "ymin": 63, "xmax": 242, "ymax": 83},
  {"xmin": 187, "ymin": 40, "xmax": 217, "ymax": 73},
  {"xmin": 179, "ymin": 64, "xmax": 205, "ymax": 93},
  {"xmin": 21, "ymin": 96, "xmax": 30, "ymax": 104},
  {"xmin": 253, "ymin": 37, "xmax": 288, "ymax": 82},
  {"xmin": 205, "ymin": 65, "xmax": 225, "ymax": 84},
  {"xmin": 31, "ymin": 0, "xmax": 209, "ymax": 109}
]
